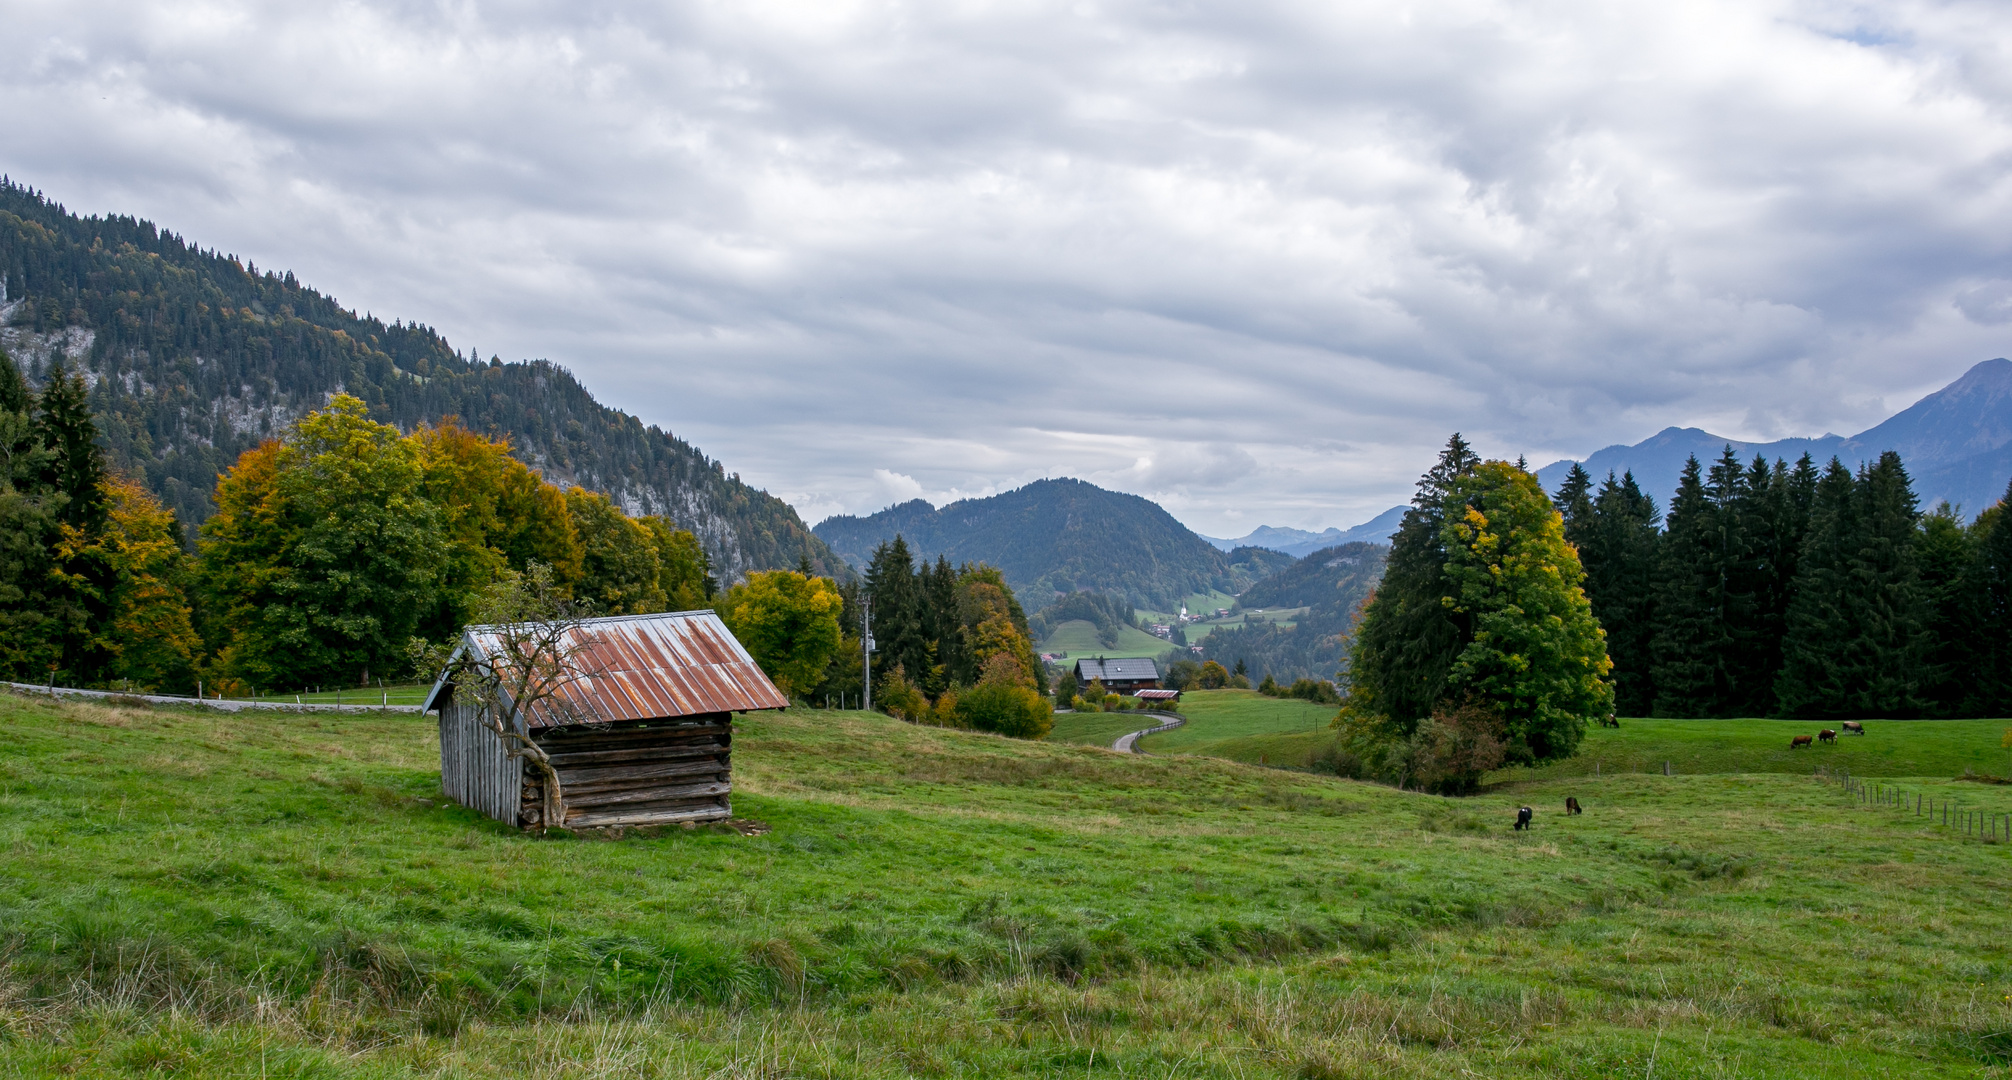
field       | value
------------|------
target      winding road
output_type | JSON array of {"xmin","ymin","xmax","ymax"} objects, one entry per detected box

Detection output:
[{"xmin": 1112, "ymin": 712, "xmax": 1186, "ymax": 754}]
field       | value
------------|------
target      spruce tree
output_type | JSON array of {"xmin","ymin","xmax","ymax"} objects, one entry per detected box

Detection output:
[
  {"xmin": 1966, "ymin": 484, "xmax": 2012, "ymax": 716},
  {"xmin": 0, "ymin": 349, "xmax": 59, "ymax": 681},
  {"xmin": 865, "ymin": 536, "xmax": 930, "ymax": 687},
  {"xmin": 35, "ymin": 364, "xmax": 108, "ymax": 532},
  {"xmin": 1728, "ymin": 455, "xmax": 1792, "ymax": 716},
  {"xmin": 1651, "ymin": 456, "xmax": 1725, "ymax": 716},
  {"xmin": 1850, "ymin": 451, "xmax": 1928, "ymax": 714},
  {"xmin": 1552, "ymin": 463, "xmax": 1594, "ymax": 546},
  {"xmin": 1584, "ymin": 471, "xmax": 1660, "ymax": 715},
  {"xmin": 1346, "ymin": 434, "xmax": 1480, "ymax": 732},
  {"xmin": 1915, "ymin": 502, "xmax": 1977, "ymax": 715},
  {"xmin": 1776, "ymin": 454, "xmax": 1927, "ymax": 717},
  {"xmin": 1775, "ymin": 459, "xmax": 1857, "ymax": 717}
]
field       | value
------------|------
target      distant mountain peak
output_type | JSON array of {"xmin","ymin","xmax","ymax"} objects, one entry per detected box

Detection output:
[{"xmin": 1536, "ymin": 357, "xmax": 2012, "ymax": 517}]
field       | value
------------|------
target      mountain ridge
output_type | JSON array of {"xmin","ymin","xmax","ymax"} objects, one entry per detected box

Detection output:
[
  {"xmin": 1536, "ymin": 359, "xmax": 2012, "ymax": 514},
  {"xmin": 0, "ymin": 180, "xmax": 838, "ymax": 581},
  {"xmin": 813, "ymin": 478, "xmax": 1288, "ymax": 609},
  {"xmin": 1202, "ymin": 506, "xmax": 1407, "ymax": 557}
]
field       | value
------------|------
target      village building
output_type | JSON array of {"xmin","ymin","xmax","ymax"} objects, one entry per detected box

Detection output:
[
  {"xmin": 1073, "ymin": 656, "xmax": 1162, "ymax": 695},
  {"xmin": 423, "ymin": 610, "xmax": 788, "ymax": 830}
]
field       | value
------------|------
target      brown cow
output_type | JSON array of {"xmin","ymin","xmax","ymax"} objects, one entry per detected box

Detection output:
[
  {"xmin": 1790, "ymin": 734, "xmax": 1814, "ymax": 749},
  {"xmin": 1842, "ymin": 721, "xmax": 1866, "ymax": 735},
  {"xmin": 1566, "ymin": 796, "xmax": 1582, "ymax": 815},
  {"xmin": 1818, "ymin": 729, "xmax": 1837, "ymax": 743}
]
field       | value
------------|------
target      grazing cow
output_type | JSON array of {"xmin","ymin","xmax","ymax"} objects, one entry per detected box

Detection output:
[
  {"xmin": 1566, "ymin": 796, "xmax": 1582, "ymax": 815},
  {"xmin": 1842, "ymin": 721, "xmax": 1865, "ymax": 736},
  {"xmin": 1818, "ymin": 729, "xmax": 1837, "ymax": 744},
  {"xmin": 1601, "ymin": 714, "xmax": 1621, "ymax": 729},
  {"xmin": 1515, "ymin": 806, "xmax": 1534, "ymax": 830},
  {"xmin": 1790, "ymin": 734, "xmax": 1814, "ymax": 749}
]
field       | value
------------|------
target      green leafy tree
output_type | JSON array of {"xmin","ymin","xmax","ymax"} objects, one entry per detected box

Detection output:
[
  {"xmin": 719, "ymin": 570, "xmax": 844, "ymax": 699},
  {"xmin": 414, "ymin": 420, "xmax": 583, "ymax": 638},
  {"xmin": 198, "ymin": 395, "xmax": 448, "ymax": 690},
  {"xmin": 566, "ymin": 487, "xmax": 667, "ymax": 615},
  {"xmin": 955, "ymin": 653, "xmax": 1054, "ymax": 738},
  {"xmin": 640, "ymin": 516, "xmax": 715, "ymax": 611},
  {"xmin": 1438, "ymin": 461, "xmax": 1611, "ymax": 764}
]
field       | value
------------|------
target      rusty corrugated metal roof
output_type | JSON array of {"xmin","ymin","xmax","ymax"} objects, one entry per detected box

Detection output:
[{"xmin": 421, "ymin": 610, "xmax": 789, "ymax": 723}]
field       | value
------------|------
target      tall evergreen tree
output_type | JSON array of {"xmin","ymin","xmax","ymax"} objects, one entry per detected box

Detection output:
[
  {"xmin": 34, "ymin": 364, "xmax": 109, "ymax": 533},
  {"xmin": 1651, "ymin": 456, "xmax": 1725, "ymax": 716},
  {"xmin": 864, "ymin": 536, "xmax": 930, "ymax": 687},
  {"xmin": 1551, "ymin": 463, "xmax": 1595, "ymax": 547},
  {"xmin": 1346, "ymin": 434, "xmax": 1481, "ymax": 731},
  {"xmin": 0, "ymin": 348, "xmax": 59, "ymax": 681},
  {"xmin": 1776, "ymin": 453, "xmax": 1926, "ymax": 717},
  {"xmin": 1727, "ymin": 454, "xmax": 1795, "ymax": 715},
  {"xmin": 1915, "ymin": 502, "xmax": 1977, "ymax": 715},
  {"xmin": 1583, "ymin": 471, "xmax": 1660, "ymax": 716},
  {"xmin": 1966, "ymin": 485, "xmax": 2012, "ymax": 716}
]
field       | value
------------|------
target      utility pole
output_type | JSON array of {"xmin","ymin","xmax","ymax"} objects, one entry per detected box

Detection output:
[{"xmin": 861, "ymin": 594, "xmax": 874, "ymax": 713}]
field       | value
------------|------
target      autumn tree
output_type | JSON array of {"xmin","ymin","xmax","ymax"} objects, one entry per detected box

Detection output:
[
  {"xmin": 719, "ymin": 569, "xmax": 844, "ymax": 698},
  {"xmin": 199, "ymin": 395, "xmax": 448, "ymax": 690}
]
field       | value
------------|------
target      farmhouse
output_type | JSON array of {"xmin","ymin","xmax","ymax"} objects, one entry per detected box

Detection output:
[
  {"xmin": 423, "ymin": 610, "xmax": 789, "ymax": 830},
  {"xmin": 1074, "ymin": 656, "xmax": 1161, "ymax": 695}
]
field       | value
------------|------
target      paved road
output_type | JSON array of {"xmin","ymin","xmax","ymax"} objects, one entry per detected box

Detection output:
[
  {"xmin": 1113, "ymin": 712, "xmax": 1186, "ymax": 754},
  {"xmin": 5, "ymin": 681, "xmax": 425, "ymax": 714}
]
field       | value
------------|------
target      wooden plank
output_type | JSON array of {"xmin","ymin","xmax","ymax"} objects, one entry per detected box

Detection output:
[{"xmin": 563, "ymin": 780, "xmax": 730, "ymax": 810}]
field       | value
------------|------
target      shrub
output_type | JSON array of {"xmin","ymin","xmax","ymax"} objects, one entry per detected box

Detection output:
[
  {"xmin": 1287, "ymin": 678, "xmax": 1340, "ymax": 705},
  {"xmin": 957, "ymin": 681, "xmax": 1054, "ymax": 739}
]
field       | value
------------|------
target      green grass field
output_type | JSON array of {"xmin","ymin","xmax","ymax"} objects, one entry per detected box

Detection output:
[
  {"xmin": 1046, "ymin": 709, "xmax": 1163, "ymax": 747},
  {"xmin": 5, "ymin": 691, "xmax": 2012, "ymax": 1076},
  {"xmin": 1035, "ymin": 618, "xmax": 1169, "ymax": 659},
  {"xmin": 1137, "ymin": 688, "xmax": 1336, "ymax": 756}
]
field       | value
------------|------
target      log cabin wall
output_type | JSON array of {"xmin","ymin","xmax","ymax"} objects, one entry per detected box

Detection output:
[
  {"xmin": 521, "ymin": 714, "xmax": 734, "ymax": 830},
  {"xmin": 438, "ymin": 693, "xmax": 525, "ymax": 825}
]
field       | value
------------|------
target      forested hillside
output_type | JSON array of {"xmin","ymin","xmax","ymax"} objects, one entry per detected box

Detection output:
[
  {"xmin": 0, "ymin": 180, "xmax": 835, "ymax": 581},
  {"xmin": 814, "ymin": 478, "xmax": 1287, "ymax": 609},
  {"xmin": 1198, "ymin": 543, "xmax": 1386, "ymax": 682}
]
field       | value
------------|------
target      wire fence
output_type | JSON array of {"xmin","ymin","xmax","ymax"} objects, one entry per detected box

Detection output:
[{"xmin": 1826, "ymin": 767, "xmax": 2009, "ymax": 843}]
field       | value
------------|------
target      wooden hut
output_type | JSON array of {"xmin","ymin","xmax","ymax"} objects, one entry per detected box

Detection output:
[{"xmin": 422, "ymin": 610, "xmax": 789, "ymax": 830}]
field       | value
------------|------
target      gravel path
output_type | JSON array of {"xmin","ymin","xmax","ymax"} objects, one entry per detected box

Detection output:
[{"xmin": 1112, "ymin": 712, "xmax": 1186, "ymax": 755}]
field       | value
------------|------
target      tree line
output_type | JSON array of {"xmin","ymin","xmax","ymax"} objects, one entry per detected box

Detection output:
[
  {"xmin": 821, "ymin": 536, "xmax": 1052, "ymax": 737},
  {"xmin": 1554, "ymin": 446, "xmax": 2012, "ymax": 719},
  {"xmin": 2, "ymin": 352, "xmax": 722, "ymax": 694}
]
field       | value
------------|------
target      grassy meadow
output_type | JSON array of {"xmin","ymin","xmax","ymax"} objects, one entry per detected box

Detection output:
[
  {"xmin": 4, "ymin": 691, "xmax": 2012, "ymax": 1077},
  {"xmin": 1033, "ymin": 618, "xmax": 1168, "ymax": 659}
]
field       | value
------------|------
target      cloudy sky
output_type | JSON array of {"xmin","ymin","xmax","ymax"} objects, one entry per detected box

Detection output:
[{"xmin": 5, "ymin": 0, "xmax": 2011, "ymax": 535}]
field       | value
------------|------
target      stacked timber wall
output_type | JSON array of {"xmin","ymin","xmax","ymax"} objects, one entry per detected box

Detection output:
[{"xmin": 525, "ymin": 714, "xmax": 733, "ymax": 829}]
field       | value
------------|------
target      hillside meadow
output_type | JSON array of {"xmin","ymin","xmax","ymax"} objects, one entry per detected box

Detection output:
[{"xmin": 3, "ymin": 691, "xmax": 2011, "ymax": 1077}]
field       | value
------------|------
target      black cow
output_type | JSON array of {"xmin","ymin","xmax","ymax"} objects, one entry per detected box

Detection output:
[
  {"xmin": 1515, "ymin": 806, "xmax": 1534, "ymax": 830},
  {"xmin": 1566, "ymin": 796, "xmax": 1582, "ymax": 815}
]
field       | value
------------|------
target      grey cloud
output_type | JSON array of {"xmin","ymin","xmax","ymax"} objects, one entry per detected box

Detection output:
[{"xmin": 4, "ymin": 0, "xmax": 2011, "ymax": 535}]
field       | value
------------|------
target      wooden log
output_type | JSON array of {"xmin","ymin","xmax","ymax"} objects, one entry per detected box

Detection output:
[
  {"xmin": 566, "ymin": 802, "xmax": 731, "ymax": 829},
  {"xmin": 542, "ymin": 741, "xmax": 727, "ymax": 766},
  {"xmin": 563, "ymin": 779, "xmax": 731, "ymax": 810},
  {"xmin": 555, "ymin": 756, "xmax": 729, "ymax": 788}
]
